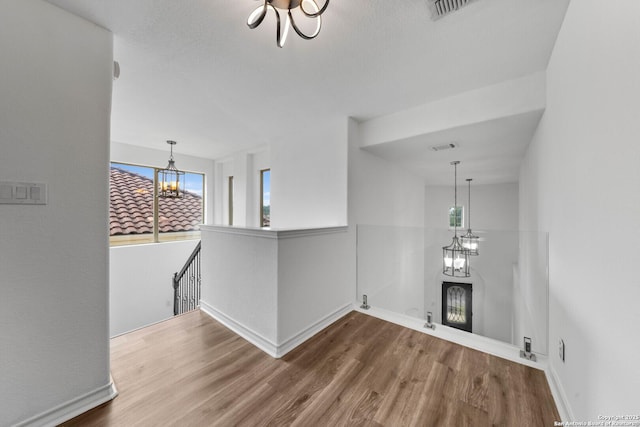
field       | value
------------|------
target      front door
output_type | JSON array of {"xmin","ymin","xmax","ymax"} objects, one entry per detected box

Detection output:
[{"xmin": 442, "ymin": 281, "xmax": 472, "ymax": 332}]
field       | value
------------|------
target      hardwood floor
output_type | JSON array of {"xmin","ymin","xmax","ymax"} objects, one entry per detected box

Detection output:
[{"xmin": 62, "ymin": 310, "xmax": 559, "ymax": 426}]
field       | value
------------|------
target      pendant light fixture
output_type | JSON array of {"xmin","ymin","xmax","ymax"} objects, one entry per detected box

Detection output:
[
  {"xmin": 443, "ymin": 161, "xmax": 470, "ymax": 277},
  {"xmin": 247, "ymin": 0, "xmax": 329, "ymax": 48},
  {"xmin": 159, "ymin": 140, "xmax": 185, "ymax": 199},
  {"xmin": 461, "ymin": 178, "xmax": 480, "ymax": 256}
]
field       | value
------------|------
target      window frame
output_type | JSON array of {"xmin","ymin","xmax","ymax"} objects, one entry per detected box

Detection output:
[
  {"xmin": 448, "ymin": 205, "xmax": 464, "ymax": 229},
  {"xmin": 109, "ymin": 161, "xmax": 205, "ymax": 246},
  {"xmin": 260, "ymin": 168, "xmax": 270, "ymax": 228},
  {"xmin": 228, "ymin": 176, "xmax": 234, "ymax": 226}
]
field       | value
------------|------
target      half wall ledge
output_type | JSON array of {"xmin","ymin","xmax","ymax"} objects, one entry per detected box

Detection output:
[{"xmin": 199, "ymin": 225, "xmax": 352, "ymax": 358}]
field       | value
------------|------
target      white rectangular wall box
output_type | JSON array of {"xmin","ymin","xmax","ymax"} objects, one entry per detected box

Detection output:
[{"xmin": 0, "ymin": 181, "xmax": 47, "ymax": 205}]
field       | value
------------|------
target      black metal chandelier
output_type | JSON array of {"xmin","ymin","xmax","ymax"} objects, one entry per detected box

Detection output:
[
  {"xmin": 159, "ymin": 140, "xmax": 185, "ymax": 199},
  {"xmin": 247, "ymin": 0, "xmax": 330, "ymax": 48},
  {"xmin": 461, "ymin": 178, "xmax": 480, "ymax": 256},
  {"xmin": 443, "ymin": 161, "xmax": 470, "ymax": 277}
]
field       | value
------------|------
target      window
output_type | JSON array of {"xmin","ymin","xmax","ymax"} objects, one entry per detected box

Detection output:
[
  {"xmin": 260, "ymin": 169, "xmax": 270, "ymax": 227},
  {"xmin": 228, "ymin": 176, "xmax": 234, "ymax": 226},
  {"xmin": 449, "ymin": 206, "xmax": 464, "ymax": 229},
  {"xmin": 109, "ymin": 162, "xmax": 204, "ymax": 246}
]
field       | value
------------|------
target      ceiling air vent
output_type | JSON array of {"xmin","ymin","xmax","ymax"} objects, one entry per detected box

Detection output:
[{"xmin": 427, "ymin": 0, "xmax": 478, "ymax": 20}]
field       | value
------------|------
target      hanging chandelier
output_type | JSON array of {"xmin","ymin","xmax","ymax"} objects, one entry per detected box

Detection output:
[
  {"xmin": 159, "ymin": 140, "xmax": 185, "ymax": 199},
  {"xmin": 247, "ymin": 0, "xmax": 330, "ymax": 48},
  {"xmin": 461, "ymin": 178, "xmax": 480, "ymax": 256},
  {"xmin": 443, "ymin": 161, "xmax": 470, "ymax": 277}
]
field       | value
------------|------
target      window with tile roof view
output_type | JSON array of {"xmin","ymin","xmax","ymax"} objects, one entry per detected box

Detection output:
[
  {"xmin": 260, "ymin": 169, "xmax": 270, "ymax": 227},
  {"xmin": 109, "ymin": 162, "xmax": 204, "ymax": 246}
]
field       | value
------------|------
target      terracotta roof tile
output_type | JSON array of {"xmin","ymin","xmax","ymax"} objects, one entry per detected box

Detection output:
[{"xmin": 110, "ymin": 167, "xmax": 202, "ymax": 236}]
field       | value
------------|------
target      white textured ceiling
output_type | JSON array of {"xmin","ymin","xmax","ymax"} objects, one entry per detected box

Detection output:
[{"xmin": 44, "ymin": 0, "xmax": 570, "ymax": 181}]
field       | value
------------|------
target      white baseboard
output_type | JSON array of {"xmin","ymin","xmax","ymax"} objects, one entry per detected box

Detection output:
[
  {"xmin": 15, "ymin": 379, "xmax": 118, "ymax": 427},
  {"xmin": 355, "ymin": 304, "xmax": 546, "ymax": 369},
  {"xmin": 200, "ymin": 300, "xmax": 352, "ymax": 358},
  {"xmin": 276, "ymin": 303, "xmax": 353, "ymax": 358},
  {"xmin": 545, "ymin": 364, "xmax": 574, "ymax": 422},
  {"xmin": 200, "ymin": 300, "xmax": 280, "ymax": 357}
]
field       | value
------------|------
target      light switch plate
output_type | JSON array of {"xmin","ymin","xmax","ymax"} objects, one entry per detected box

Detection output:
[
  {"xmin": 15, "ymin": 186, "xmax": 27, "ymax": 199},
  {"xmin": 0, "ymin": 184, "xmax": 12, "ymax": 199},
  {"xmin": 30, "ymin": 186, "xmax": 41, "ymax": 201},
  {"xmin": 0, "ymin": 181, "xmax": 47, "ymax": 205}
]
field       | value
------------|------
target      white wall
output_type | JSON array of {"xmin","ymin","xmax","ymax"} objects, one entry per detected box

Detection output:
[
  {"xmin": 213, "ymin": 147, "xmax": 269, "ymax": 227},
  {"xmin": 348, "ymin": 118, "xmax": 426, "ymax": 309},
  {"xmin": 199, "ymin": 226, "xmax": 352, "ymax": 357},
  {"xmin": 222, "ymin": 151, "xmax": 249, "ymax": 227},
  {"xmin": 349, "ymin": 119, "xmax": 426, "ymax": 228},
  {"xmin": 223, "ymin": 160, "xmax": 233, "ymax": 225},
  {"xmin": 215, "ymin": 158, "xmax": 236, "ymax": 226},
  {"xmin": 110, "ymin": 240, "xmax": 199, "ymax": 337},
  {"xmin": 424, "ymin": 183, "xmax": 519, "ymax": 231},
  {"xmin": 0, "ymin": 1, "xmax": 113, "ymax": 425},
  {"xmin": 519, "ymin": 0, "xmax": 640, "ymax": 419},
  {"xmin": 357, "ymin": 225, "xmax": 425, "ymax": 317},
  {"xmin": 271, "ymin": 118, "xmax": 348, "ymax": 228},
  {"xmin": 201, "ymin": 228, "xmax": 279, "ymax": 343},
  {"xmin": 512, "ymin": 230, "xmax": 549, "ymax": 355},
  {"xmin": 277, "ymin": 231, "xmax": 353, "ymax": 344},
  {"xmin": 211, "ymin": 117, "xmax": 347, "ymax": 230},
  {"xmin": 213, "ymin": 114, "xmax": 385, "ymax": 230}
]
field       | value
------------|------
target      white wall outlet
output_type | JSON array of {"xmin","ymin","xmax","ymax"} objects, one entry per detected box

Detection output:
[{"xmin": 559, "ymin": 339, "xmax": 565, "ymax": 362}]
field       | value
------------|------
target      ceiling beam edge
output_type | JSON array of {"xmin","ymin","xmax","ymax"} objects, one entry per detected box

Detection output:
[{"xmin": 358, "ymin": 71, "xmax": 547, "ymax": 148}]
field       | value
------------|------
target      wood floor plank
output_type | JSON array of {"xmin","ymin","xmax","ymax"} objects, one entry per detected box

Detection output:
[
  {"xmin": 61, "ymin": 310, "xmax": 559, "ymax": 427},
  {"xmin": 322, "ymin": 381, "xmax": 384, "ymax": 427},
  {"xmin": 289, "ymin": 357, "xmax": 364, "ymax": 426},
  {"xmin": 455, "ymin": 347, "xmax": 490, "ymax": 412},
  {"xmin": 404, "ymin": 360, "xmax": 455, "ymax": 427},
  {"xmin": 372, "ymin": 337, "xmax": 432, "ymax": 426}
]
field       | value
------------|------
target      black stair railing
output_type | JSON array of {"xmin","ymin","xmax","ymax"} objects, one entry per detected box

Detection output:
[{"xmin": 173, "ymin": 241, "xmax": 201, "ymax": 315}]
